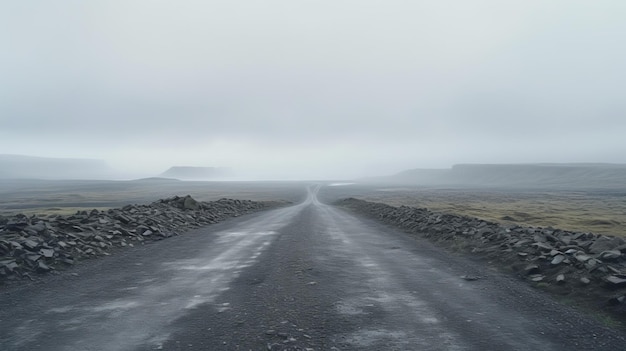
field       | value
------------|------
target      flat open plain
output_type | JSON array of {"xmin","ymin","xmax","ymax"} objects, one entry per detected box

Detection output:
[
  {"xmin": 2, "ymin": 180, "xmax": 626, "ymax": 350},
  {"xmin": 319, "ymin": 184, "xmax": 626, "ymax": 237},
  {"xmin": 3, "ymin": 180, "xmax": 624, "ymax": 238},
  {"xmin": 2, "ymin": 184, "xmax": 626, "ymax": 350}
]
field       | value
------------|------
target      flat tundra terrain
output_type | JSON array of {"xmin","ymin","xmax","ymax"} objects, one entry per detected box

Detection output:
[
  {"xmin": 1, "ymin": 181, "xmax": 626, "ymax": 350},
  {"xmin": 324, "ymin": 186, "xmax": 626, "ymax": 237}
]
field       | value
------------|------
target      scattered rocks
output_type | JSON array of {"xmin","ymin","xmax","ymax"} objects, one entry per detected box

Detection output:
[
  {"xmin": 337, "ymin": 198, "xmax": 626, "ymax": 318},
  {"xmin": 0, "ymin": 195, "xmax": 282, "ymax": 282}
]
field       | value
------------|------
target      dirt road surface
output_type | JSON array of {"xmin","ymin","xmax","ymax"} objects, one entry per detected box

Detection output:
[{"xmin": 1, "ymin": 185, "xmax": 624, "ymax": 350}]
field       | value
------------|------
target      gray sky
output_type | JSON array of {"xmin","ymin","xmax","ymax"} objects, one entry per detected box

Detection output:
[{"xmin": 1, "ymin": 1, "xmax": 625, "ymax": 179}]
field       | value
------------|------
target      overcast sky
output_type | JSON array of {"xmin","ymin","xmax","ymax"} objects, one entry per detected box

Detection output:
[{"xmin": 1, "ymin": 1, "xmax": 625, "ymax": 179}]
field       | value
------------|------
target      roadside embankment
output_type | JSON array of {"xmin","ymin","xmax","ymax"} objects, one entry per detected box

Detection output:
[
  {"xmin": 0, "ymin": 195, "xmax": 286, "ymax": 282},
  {"xmin": 337, "ymin": 197, "xmax": 626, "ymax": 322}
]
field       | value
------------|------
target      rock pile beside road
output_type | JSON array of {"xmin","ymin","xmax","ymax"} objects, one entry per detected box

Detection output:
[
  {"xmin": 0, "ymin": 195, "xmax": 281, "ymax": 281},
  {"xmin": 337, "ymin": 198, "xmax": 626, "ymax": 318}
]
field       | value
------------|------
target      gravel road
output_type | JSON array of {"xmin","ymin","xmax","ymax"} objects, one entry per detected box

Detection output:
[{"xmin": 1, "ymin": 184, "xmax": 624, "ymax": 350}]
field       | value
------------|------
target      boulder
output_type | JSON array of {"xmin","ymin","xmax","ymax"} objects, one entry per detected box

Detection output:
[
  {"xmin": 589, "ymin": 236, "xmax": 624, "ymax": 254},
  {"xmin": 605, "ymin": 275, "xmax": 626, "ymax": 288},
  {"xmin": 183, "ymin": 196, "xmax": 200, "ymax": 210},
  {"xmin": 599, "ymin": 250, "xmax": 622, "ymax": 261},
  {"xmin": 551, "ymin": 255, "xmax": 565, "ymax": 265}
]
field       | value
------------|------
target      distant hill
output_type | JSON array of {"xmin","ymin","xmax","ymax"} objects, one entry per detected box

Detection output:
[
  {"xmin": 131, "ymin": 177, "xmax": 180, "ymax": 182},
  {"xmin": 159, "ymin": 166, "xmax": 232, "ymax": 180},
  {"xmin": 0, "ymin": 154, "xmax": 115, "ymax": 180},
  {"xmin": 370, "ymin": 163, "xmax": 626, "ymax": 189}
]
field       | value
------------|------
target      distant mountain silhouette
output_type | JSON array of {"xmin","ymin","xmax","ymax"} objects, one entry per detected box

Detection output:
[
  {"xmin": 159, "ymin": 166, "xmax": 232, "ymax": 180},
  {"xmin": 0, "ymin": 154, "xmax": 115, "ymax": 180},
  {"xmin": 370, "ymin": 163, "xmax": 626, "ymax": 189},
  {"xmin": 131, "ymin": 177, "xmax": 180, "ymax": 182}
]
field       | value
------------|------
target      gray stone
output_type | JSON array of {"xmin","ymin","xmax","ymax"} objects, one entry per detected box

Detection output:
[
  {"xmin": 4, "ymin": 261, "xmax": 19, "ymax": 272},
  {"xmin": 605, "ymin": 275, "xmax": 626, "ymax": 287},
  {"xmin": 532, "ymin": 242, "xmax": 553, "ymax": 250},
  {"xmin": 37, "ymin": 261, "xmax": 51, "ymax": 272},
  {"xmin": 40, "ymin": 248, "xmax": 55, "ymax": 258},
  {"xmin": 599, "ymin": 250, "xmax": 622, "ymax": 261},
  {"xmin": 115, "ymin": 214, "xmax": 131, "ymax": 224},
  {"xmin": 607, "ymin": 265, "xmax": 622, "ymax": 275},
  {"xmin": 513, "ymin": 240, "xmax": 530, "ymax": 248},
  {"xmin": 589, "ymin": 236, "xmax": 624, "ymax": 254},
  {"xmin": 530, "ymin": 275, "xmax": 545, "ymax": 282},
  {"xmin": 556, "ymin": 274, "xmax": 565, "ymax": 283},
  {"xmin": 27, "ymin": 222, "xmax": 46, "ymax": 233},
  {"xmin": 6, "ymin": 220, "xmax": 28, "ymax": 231},
  {"xmin": 585, "ymin": 259, "xmax": 600, "ymax": 270},
  {"xmin": 23, "ymin": 239, "xmax": 39, "ymax": 250},
  {"xmin": 26, "ymin": 254, "xmax": 42, "ymax": 264},
  {"xmin": 575, "ymin": 253, "xmax": 592, "ymax": 263},
  {"xmin": 9, "ymin": 241, "xmax": 23, "ymax": 250},
  {"xmin": 551, "ymin": 255, "xmax": 565, "ymax": 265},
  {"xmin": 183, "ymin": 196, "xmax": 200, "ymax": 210},
  {"xmin": 477, "ymin": 227, "xmax": 494, "ymax": 236},
  {"xmin": 525, "ymin": 264, "xmax": 540, "ymax": 275}
]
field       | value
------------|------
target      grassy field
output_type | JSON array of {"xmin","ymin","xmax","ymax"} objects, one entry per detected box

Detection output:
[
  {"xmin": 356, "ymin": 187, "xmax": 626, "ymax": 236},
  {"xmin": 3, "ymin": 179, "xmax": 625, "ymax": 237},
  {"xmin": 318, "ymin": 185, "xmax": 626, "ymax": 237},
  {"xmin": 0, "ymin": 179, "xmax": 308, "ymax": 217}
]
